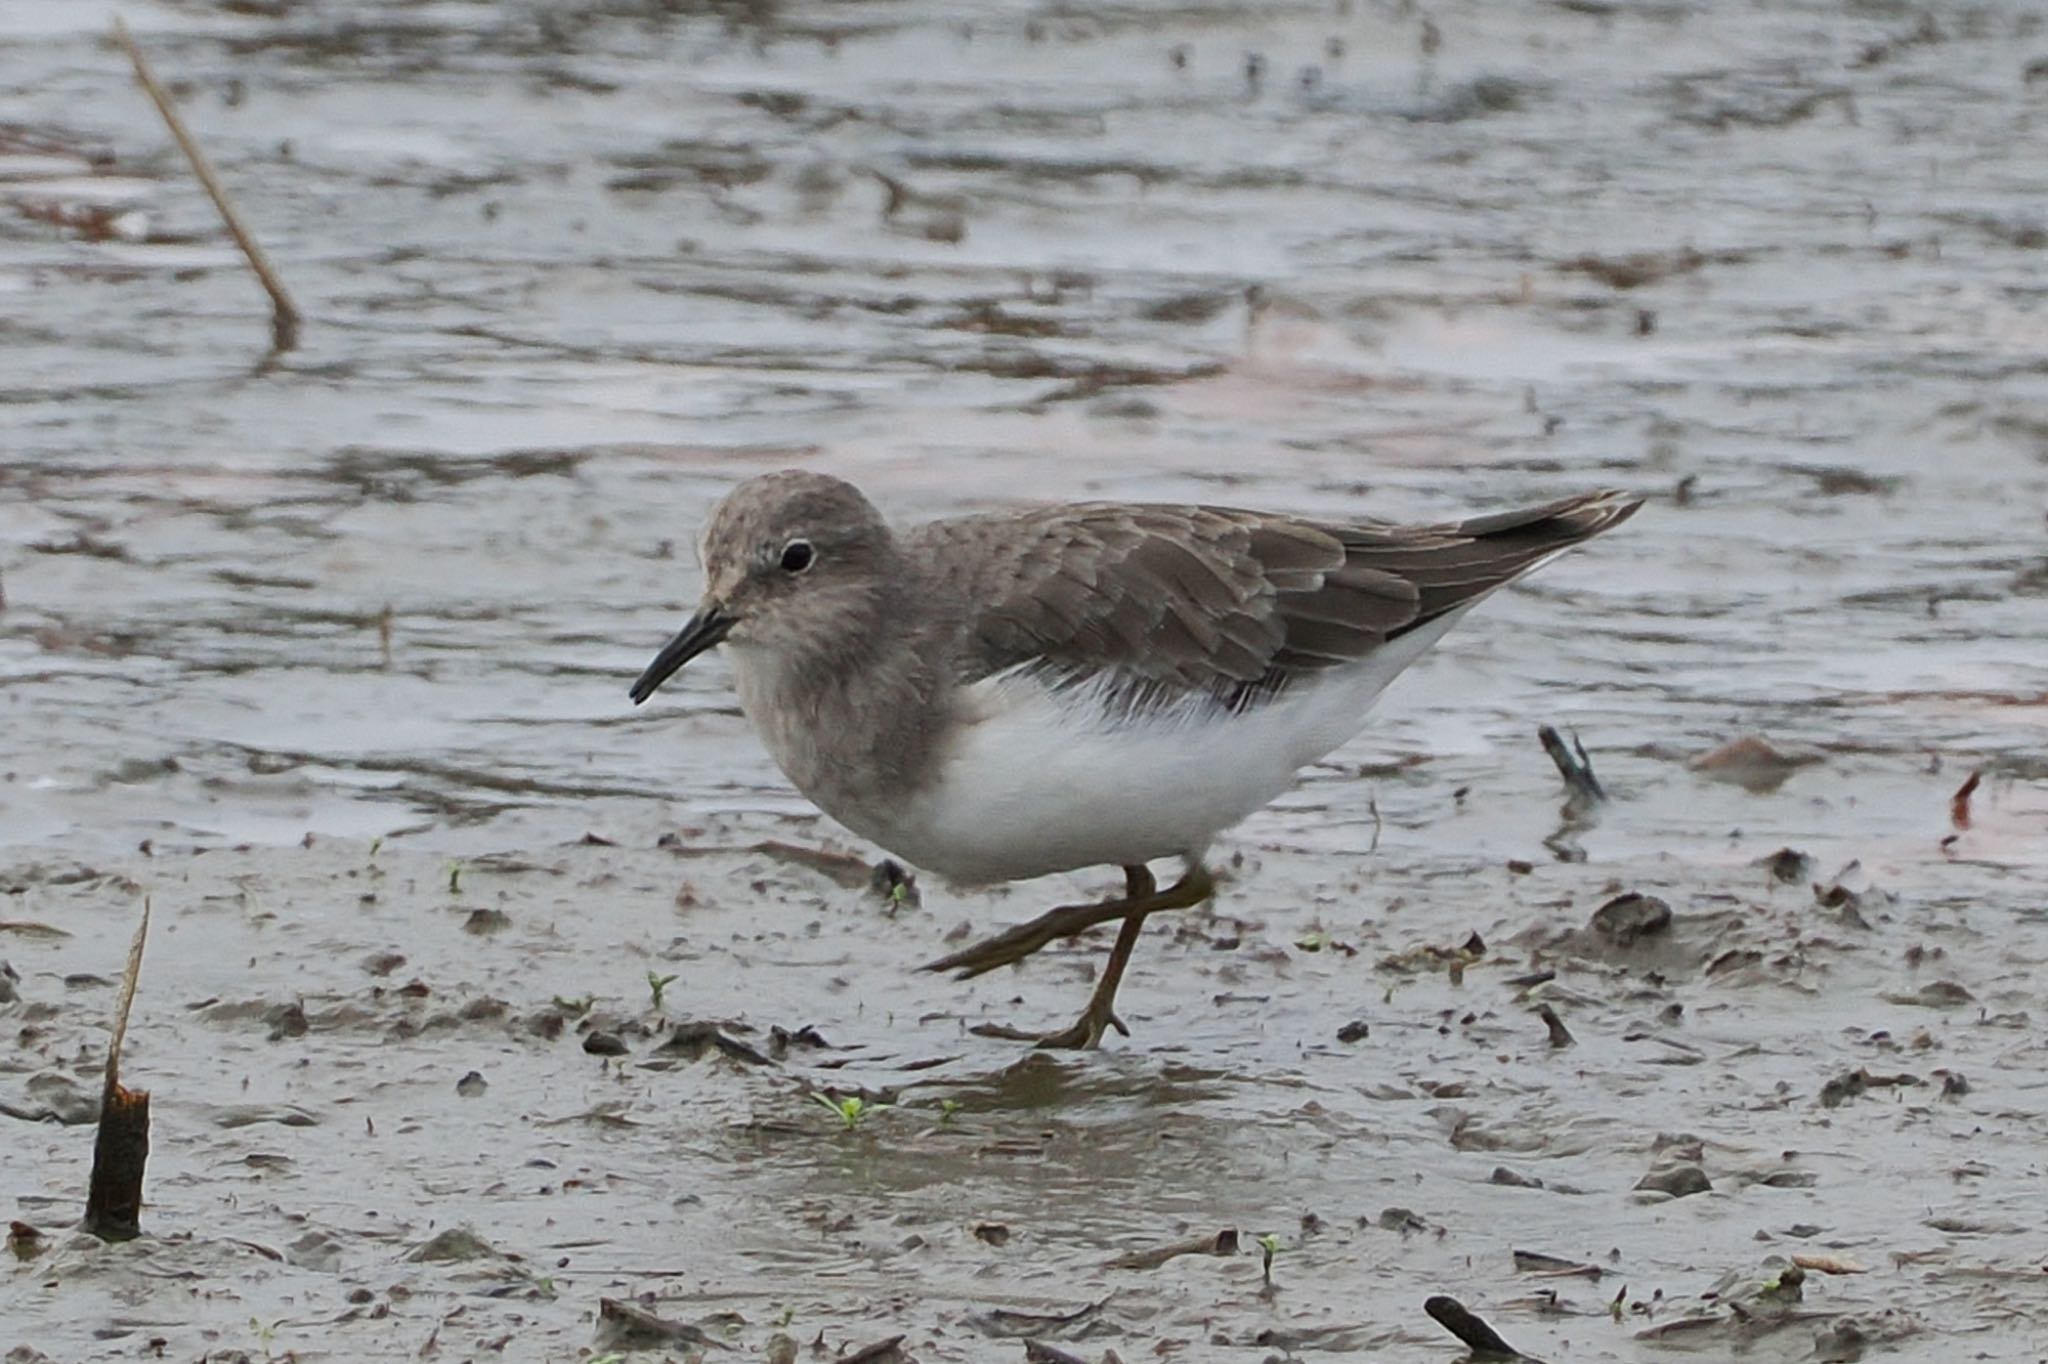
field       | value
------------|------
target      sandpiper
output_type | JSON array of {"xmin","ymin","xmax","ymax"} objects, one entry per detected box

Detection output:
[{"xmin": 631, "ymin": 471, "xmax": 1639, "ymax": 1048}]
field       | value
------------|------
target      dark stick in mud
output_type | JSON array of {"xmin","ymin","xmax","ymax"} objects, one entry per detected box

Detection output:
[
  {"xmin": 1536, "ymin": 724, "xmax": 1605, "ymax": 805},
  {"xmin": 1423, "ymin": 1295, "xmax": 1529, "ymax": 1359},
  {"xmin": 111, "ymin": 19, "xmax": 301, "ymax": 351},
  {"xmin": 84, "ymin": 897, "xmax": 153, "ymax": 1241}
]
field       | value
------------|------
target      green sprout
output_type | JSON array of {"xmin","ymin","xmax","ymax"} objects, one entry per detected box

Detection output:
[
  {"xmin": 551, "ymin": 994, "xmax": 595, "ymax": 1019},
  {"xmin": 446, "ymin": 861, "xmax": 464, "ymax": 894},
  {"xmin": 1257, "ymin": 1233, "xmax": 1281, "ymax": 1286},
  {"xmin": 1295, "ymin": 929, "xmax": 1330, "ymax": 952},
  {"xmin": 367, "ymin": 836, "xmax": 383, "ymax": 860},
  {"xmin": 812, "ymin": 1092, "xmax": 882, "ymax": 1130},
  {"xmin": 937, "ymin": 1098, "xmax": 961, "ymax": 1126},
  {"xmin": 647, "ymin": 971, "xmax": 679, "ymax": 1011}
]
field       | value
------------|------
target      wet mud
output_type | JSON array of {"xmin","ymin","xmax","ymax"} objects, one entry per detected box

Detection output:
[{"xmin": 4, "ymin": 0, "xmax": 2048, "ymax": 1360}]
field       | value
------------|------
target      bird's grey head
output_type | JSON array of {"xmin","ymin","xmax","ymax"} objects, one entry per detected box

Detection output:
[{"xmin": 629, "ymin": 470, "xmax": 894, "ymax": 704}]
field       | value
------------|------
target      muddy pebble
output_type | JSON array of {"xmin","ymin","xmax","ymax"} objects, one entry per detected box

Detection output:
[
  {"xmin": 1689, "ymin": 735, "xmax": 1816, "ymax": 792},
  {"xmin": 456, "ymin": 1070, "xmax": 488, "ymax": 1096},
  {"xmin": 1883, "ymin": 980, "xmax": 1973, "ymax": 1008},
  {"xmin": 286, "ymin": 1231, "xmax": 343, "ymax": 1272},
  {"xmin": 1335, "ymin": 1020, "xmax": 1369, "ymax": 1043},
  {"xmin": 265, "ymin": 1001, "xmax": 308, "ymax": 1040},
  {"xmin": 6, "ymin": 1222, "xmax": 46, "ymax": 1261},
  {"xmin": 595, "ymin": 1296, "xmax": 726, "ymax": 1352},
  {"xmin": 582, "ymin": 1031, "xmax": 628, "ymax": 1057},
  {"xmin": 8, "ymin": 1071, "xmax": 97, "ymax": 1125},
  {"xmin": 1490, "ymin": 1166, "xmax": 1543, "ymax": 1189},
  {"xmin": 1759, "ymin": 847, "xmax": 1813, "ymax": 883},
  {"xmin": 462, "ymin": 908, "xmax": 511, "ymax": 934},
  {"xmin": 408, "ymin": 1227, "xmax": 500, "ymax": 1263},
  {"xmin": 1635, "ymin": 1164, "xmax": 1711, "ymax": 1198},
  {"xmin": 1590, "ymin": 892, "xmax": 1671, "ymax": 946}
]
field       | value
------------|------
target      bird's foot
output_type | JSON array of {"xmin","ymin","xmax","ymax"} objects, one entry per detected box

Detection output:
[
  {"xmin": 970, "ymin": 1001, "xmax": 1130, "ymax": 1050},
  {"xmin": 921, "ymin": 864, "xmax": 1212, "ymax": 980}
]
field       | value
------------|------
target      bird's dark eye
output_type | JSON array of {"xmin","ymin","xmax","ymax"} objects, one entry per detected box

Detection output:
[{"xmin": 779, "ymin": 539, "xmax": 815, "ymax": 573}]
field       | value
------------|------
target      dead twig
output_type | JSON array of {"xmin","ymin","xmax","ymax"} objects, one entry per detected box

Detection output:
[
  {"xmin": 84, "ymin": 897, "xmax": 152, "ymax": 1241},
  {"xmin": 1105, "ymin": 1228, "xmax": 1239, "ymax": 1271},
  {"xmin": 1423, "ymin": 1295, "xmax": 1529, "ymax": 1359},
  {"xmin": 1537, "ymin": 725, "xmax": 1605, "ymax": 806},
  {"xmin": 111, "ymin": 18, "xmax": 300, "ymax": 350},
  {"xmin": 1536, "ymin": 1003, "xmax": 1575, "ymax": 1049},
  {"xmin": 1949, "ymin": 770, "xmax": 1980, "ymax": 830}
]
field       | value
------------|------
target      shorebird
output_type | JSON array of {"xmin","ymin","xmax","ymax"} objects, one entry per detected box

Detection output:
[{"xmin": 631, "ymin": 471, "xmax": 1639, "ymax": 1047}]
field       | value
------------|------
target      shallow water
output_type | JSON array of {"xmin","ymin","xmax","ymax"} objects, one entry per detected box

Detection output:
[{"xmin": 3, "ymin": 0, "xmax": 2047, "ymax": 1360}]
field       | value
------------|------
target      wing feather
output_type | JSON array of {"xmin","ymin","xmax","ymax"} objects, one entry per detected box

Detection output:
[{"xmin": 905, "ymin": 491, "xmax": 1638, "ymax": 714}]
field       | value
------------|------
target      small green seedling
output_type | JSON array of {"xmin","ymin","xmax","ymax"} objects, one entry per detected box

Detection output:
[
  {"xmin": 552, "ymin": 994, "xmax": 595, "ymax": 1019},
  {"xmin": 446, "ymin": 861, "xmax": 464, "ymax": 893},
  {"xmin": 1295, "ymin": 929, "xmax": 1330, "ymax": 952},
  {"xmin": 367, "ymin": 836, "xmax": 383, "ymax": 860},
  {"xmin": 647, "ymin": 971, "xmax": 679, "ymax": 1011},
  {"xmin": 937, "ymin": 1098, "xmax": 961, "ymax": 1126},
  {"xmin": 1257, "ymin": 1233, "xmax": 1281, "ymax": 1287},
  {"xmin": 812, "ymin": 1092, "xmax": 881, "ymax": 1131}
]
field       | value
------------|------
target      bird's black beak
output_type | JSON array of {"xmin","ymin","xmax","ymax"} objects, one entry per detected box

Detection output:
[{"xmin": 629, "ymin": 605, "xmax": 734, "ymax": 704}]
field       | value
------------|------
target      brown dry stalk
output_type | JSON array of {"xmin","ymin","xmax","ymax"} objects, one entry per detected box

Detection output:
[{"xmin": 111, "ymin": 18, "xmax": 301, "ymax": 349}]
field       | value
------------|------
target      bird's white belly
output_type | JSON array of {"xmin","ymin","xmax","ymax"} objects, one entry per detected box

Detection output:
[{"xmin": 874, "ymin": 621, "xmax": 1459, "ymax": 884}]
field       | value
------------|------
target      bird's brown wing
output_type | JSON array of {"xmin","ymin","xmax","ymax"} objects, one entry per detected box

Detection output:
[{"xmin": 907, "ymin": 491, "xmax": 1640, "ymax": 713}]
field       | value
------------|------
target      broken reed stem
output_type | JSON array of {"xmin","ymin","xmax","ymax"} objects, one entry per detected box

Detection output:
[
  {"xmin": 1536, "ymin": 724, "xmax": 1605, "ymax": 806},
  {"xmin": 104, "ymin": 896, "xmax": 151, "ymax": 1081},
  {"xmin": 111, "ymin": 18, "xmax": 301, "ymax": 351},
  {"xmin": 1536, "ymin": 1002, "xmax": 1576, "ymax": 1049},
  {"xmin": 85, "ymin": 897, "xmax": 153, "ymax": 1242},
  {"xmin": 1423, "ymin": 1295, "xmax": 1527, "ymax": 1360}
]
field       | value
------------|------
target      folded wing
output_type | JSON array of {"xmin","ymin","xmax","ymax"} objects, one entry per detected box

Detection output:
[{"xmin": 910, "ymin": 490, "xmax": 1640, "ymax": 715}]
